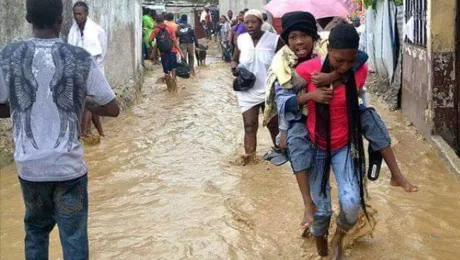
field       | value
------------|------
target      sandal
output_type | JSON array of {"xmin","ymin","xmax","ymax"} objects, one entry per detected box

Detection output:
[{"xmin": 263, "ymin": 147, "xmax": 288, "ymax": 166}]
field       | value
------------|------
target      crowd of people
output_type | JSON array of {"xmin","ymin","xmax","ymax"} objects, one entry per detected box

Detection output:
[{"xmin": 0, "ymin": 0, "xmax": 420, "ymax": 259}]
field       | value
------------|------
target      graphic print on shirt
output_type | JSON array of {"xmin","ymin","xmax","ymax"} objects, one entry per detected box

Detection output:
[
  {"xmin": 0, "ymin": 42, "xmax": 39, "ymax": 153},
  {"xmin": 50, "ymin": 43, "xmax": 91, "ymax": 151},
  {"xmin": 1, "ymin": 41, "xmax": 92, "ymax": 154}
]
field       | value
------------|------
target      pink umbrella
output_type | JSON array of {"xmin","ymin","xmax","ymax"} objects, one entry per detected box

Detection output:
[{"xmin": 264, "ymin": 0, "xmax": 357, "ymax": 19}]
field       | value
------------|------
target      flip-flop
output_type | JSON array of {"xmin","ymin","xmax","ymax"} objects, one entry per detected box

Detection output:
[
  {"xmin": 269, "ymin": 153, "xmax": 288, "ymax": 166},
  {"xmin": 368, "ymin": 145, "xmax": 383, "ymax": 181},
  {"xmin": 263, "ymin": 147, "xmax": 281, "ymax": 161},
  {"xmin": 263, "ymin": 148, "xmax": 288, "ymax": 166}
]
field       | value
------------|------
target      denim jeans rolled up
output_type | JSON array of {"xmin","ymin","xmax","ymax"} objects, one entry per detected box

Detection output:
[
  {"xmin": 20, "ymin": 174, "xmax": 89, "ymax": 260},
  {"xmin": 309, "ymin": 146, "xmax": 361, "ymax": 237}
]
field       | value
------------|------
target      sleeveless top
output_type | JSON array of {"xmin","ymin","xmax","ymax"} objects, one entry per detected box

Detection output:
[{"xmin": 237, "ymin": 32, "xmax": 279, "ymax": 112}]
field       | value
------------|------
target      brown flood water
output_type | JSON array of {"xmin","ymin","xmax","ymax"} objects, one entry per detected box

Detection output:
[{"xmin": 1, "ymin": 45, "xmax": 460, "ymax": 259}]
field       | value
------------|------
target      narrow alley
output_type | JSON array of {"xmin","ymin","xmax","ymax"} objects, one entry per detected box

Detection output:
[{"xmin": 1, "ymin": 45, "xmax": 459, "ymax": 259}]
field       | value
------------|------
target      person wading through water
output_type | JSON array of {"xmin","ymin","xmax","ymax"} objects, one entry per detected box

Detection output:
[
  {"xmin": 142, "ymin": 8, "xmax": 156, "ymax": 62},
  {"xmin": 293, "ymin": 22, "xmax": 417, "ymax": 259},
  {"xmin": 265, "ymin": 13, "xmax": 418, "ymax": 256},
  {"xmin": 178, "ymin": 14, "xmax": 199, "ymax": 77},
  {"xmin": 231, "ymin": 9, "xmax": 284, "ymax": 165},
  {"xmin": 0, "ymin": 0, "xmax": 120, "ymax": 258},
  {"xmin": 69, "ymin": 1, "xmax": 107, "ymax": 139},
  {"xmin": 150, "ymin": 14, "xmax": 183, "ymax": 93}
]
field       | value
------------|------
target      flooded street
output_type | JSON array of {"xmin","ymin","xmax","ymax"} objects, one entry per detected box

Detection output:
[{"xmin": 1, "ymin": 46, "xmax": 460, "ymax": 260}]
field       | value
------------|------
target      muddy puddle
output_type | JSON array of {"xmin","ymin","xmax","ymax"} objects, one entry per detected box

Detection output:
[{"xmin": 1, "ymin": 43, "xmax": 460, "ymax": 259}]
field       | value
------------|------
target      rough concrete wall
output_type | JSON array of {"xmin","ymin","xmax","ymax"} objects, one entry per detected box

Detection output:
[
  {"xmin": 429, "ymin": 0, "xmax": 456, "ymax": 53},
  {"xmin": 401, "ymin": 45, "xmax": 432, "ymax": 137},
  {"xmin": 0, "ymin": 1, "xmax": 31, "ymax": 46},
  {"xmin": 68, "ymin": 0, "xmax": 144, "ymax": 107},
  {"xmin": 0, "ymin": 0, "xmax": 143, "ymax": 106},
  {"xmin": 401, "ymin": 0, "xmax": 458, "ymax": 150},
  {"xmin": 429, "ymin": 0, "xmax": 458, "ymax": 149},
  {"xmin": 0, "ymin": 0, "xmax": 143, "ymax": 167},
  {"xmin": 219, "ymin": 0, "xmax": 266, "ymax": 15}
]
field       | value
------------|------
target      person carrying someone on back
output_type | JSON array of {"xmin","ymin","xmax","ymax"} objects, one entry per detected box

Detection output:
[
  {"xmin": 265, "ymin": 12, "xmax": 418, "ymax": 249},
  {"xmin": 200, "ymin": 7, "xmax": 213, "ymax": 40},
  {"xmin": 261, "ymin": 13, "xmax": 276, "ymax": 34},
  {"xmin": 293, "ymin": 23, "xmax": 417, "ymax": 259},
  {"xmin": 69, "ymin": 1, "xmax": 107, "ymax": 139},
  {"xmin": 150, "ymin": 14, "xmax": 182, "ymax": 93},
  {"xmin": 178, "ymin": 14, "xmax": 199, "ymax": 76},
  {"xmin": 231, "ymin": 9, "xmax": 284, "ymax": 165},
  {"xmin": 165, "ymin": 12, "xmax": 178, "ymax": 32},
  {"xmin": 0, "ymin": 0, "xmax": 120, "ymax": 259}
]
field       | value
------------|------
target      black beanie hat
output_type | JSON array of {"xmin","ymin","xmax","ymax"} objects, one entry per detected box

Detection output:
[
  {"xmin": 328, "ymin": 22, "xmax": 360, "ymax": 49},
  {"xmin": 281, "ymin": 11, "xmax": 319, "ymax": 44}
]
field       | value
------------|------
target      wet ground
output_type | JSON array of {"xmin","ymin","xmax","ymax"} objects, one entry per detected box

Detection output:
[{"xmin": 1, "ymin": 45, "xmax": 460, "ymax": 259}]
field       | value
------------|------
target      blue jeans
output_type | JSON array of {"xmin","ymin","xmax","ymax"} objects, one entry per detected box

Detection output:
[
  {"xmin": 19, "ymin": 175, "xmax": 89, "ymax": 260},
  {"xmin": 309, "ymin": 146, "xmax": 361, "ymax": 237}
]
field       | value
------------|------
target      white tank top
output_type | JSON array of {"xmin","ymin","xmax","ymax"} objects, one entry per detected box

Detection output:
[{"xmin": 237, "ymin": 32, "xmax": 279, "ymax": 111}]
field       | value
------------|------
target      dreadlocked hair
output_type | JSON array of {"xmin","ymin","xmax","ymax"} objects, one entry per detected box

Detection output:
[
  {"xmin": 314, "ymin": 23, "xmax": 367, "ymax": 218},
  {"xmin": 26, "ymin": 0, "xmax": 63, "ymax": 29}
]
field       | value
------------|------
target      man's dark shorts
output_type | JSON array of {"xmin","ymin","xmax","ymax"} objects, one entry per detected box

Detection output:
[{"xmin": 161, "ymin": 52, "xmax": 178, "ymax": 75}]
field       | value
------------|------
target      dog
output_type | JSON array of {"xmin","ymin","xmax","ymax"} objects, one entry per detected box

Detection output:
[{"xmin": 195, "ymin": 44, "xmax": 208, "ymax": 66}]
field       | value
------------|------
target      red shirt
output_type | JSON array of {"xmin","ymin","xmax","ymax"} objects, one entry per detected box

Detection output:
[
  {"xmin": 149, "ymin": 23, "xmax": 178, "ymax": 54},
  {"xmin": 296, "ymin": 58, "xmax": 368, "ymax": 150}
]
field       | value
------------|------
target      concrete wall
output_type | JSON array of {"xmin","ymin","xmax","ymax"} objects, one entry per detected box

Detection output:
[
  {"xmin": 0, "ymin": 0, "xmax": 143, "ymax": 107},
  {"xmin": 401, "ymin": 45, "xmax": 432, "ymax": 137},
  {"xmin": 401, "ymin": 0, "xmax": 458, "ymax": 150},
  {"xmin": 0, "ymin": 0, "xmax": 143, "ymax": 167},
  {"xmin": 430, "ymin": 0, "xmax": 458, "ymax": 149},
  {"xmin": 219, "ymin": 0, "xmax": 268, "ymax": 15}
]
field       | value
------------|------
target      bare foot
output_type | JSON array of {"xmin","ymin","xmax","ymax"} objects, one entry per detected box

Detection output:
[
  {"xmin": 230, "ymin": 153, "xmax": 259, "ymax": 166},
  {"xmin": 331, "ymin": 227, "xmax": 346, "ymax": 260},
  {"xmin": 390, "ymin": 174, "xmax": 418, "ymax": 192}
]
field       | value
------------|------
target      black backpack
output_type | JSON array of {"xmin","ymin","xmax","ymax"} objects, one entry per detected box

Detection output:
[{"xmin": 156, "ymin": 28, "xmax": 173, "ymax": 53}]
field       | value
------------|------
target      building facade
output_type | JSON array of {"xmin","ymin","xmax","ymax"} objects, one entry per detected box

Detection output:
[
  {"xmin": 219, "ymin": 0, "xmax": 271, "ymax": 15},
  {"xmin": 401, "ymin": 0, "xmax": 459, "ymax": 153}
]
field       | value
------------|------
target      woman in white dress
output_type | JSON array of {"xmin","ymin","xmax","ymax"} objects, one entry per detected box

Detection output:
[{"xmin": 231, "ymin": 9, "xmax": 284, "ymax": 164}]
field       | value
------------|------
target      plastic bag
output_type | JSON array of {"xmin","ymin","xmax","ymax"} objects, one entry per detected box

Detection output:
[
  {"xmin": 176, "ymin": 59, "xmax": 191, "ymax": 79},
  {"xmin": 233, "ymin": 68, "xmax": 256, "ymax": 91}
]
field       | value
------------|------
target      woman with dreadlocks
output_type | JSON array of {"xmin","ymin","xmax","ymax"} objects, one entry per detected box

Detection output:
[{"xmin": 295, "ymin": 23, "xmax": 369, "ymax": 259}]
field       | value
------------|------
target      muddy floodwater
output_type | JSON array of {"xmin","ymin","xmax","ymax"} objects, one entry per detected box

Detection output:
[{"xmin": 1, "ymin": 47, "xmax": 460, "ymax": 260}]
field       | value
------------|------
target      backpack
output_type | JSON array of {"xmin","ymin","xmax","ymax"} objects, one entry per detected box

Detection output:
[{"xmin": 156, "ymin": 28, "xmax": 173, "ymax": 53}]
